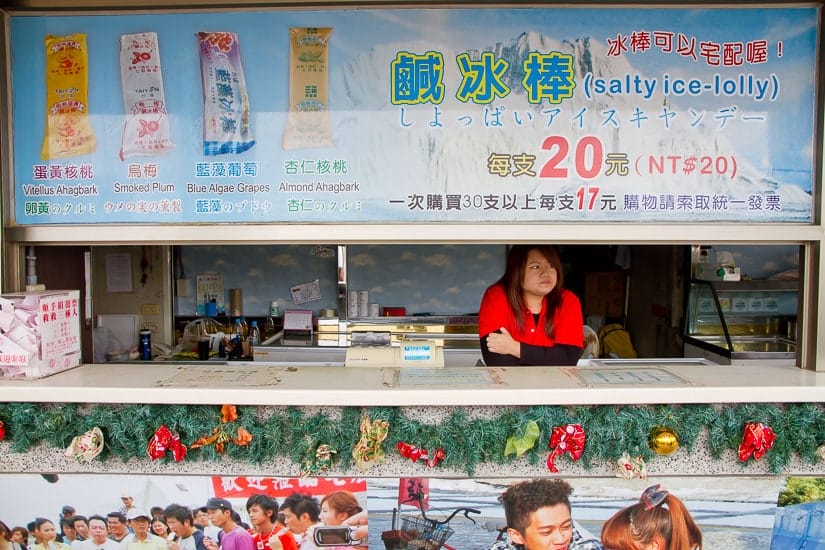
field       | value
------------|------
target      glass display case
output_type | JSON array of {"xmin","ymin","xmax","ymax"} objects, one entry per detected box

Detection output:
[{"xmin": 683, "ymin": 279, "xmax": 798, "ymax": 365}]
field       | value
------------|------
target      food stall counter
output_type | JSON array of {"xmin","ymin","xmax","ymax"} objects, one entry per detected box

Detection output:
[{"xmin": 1, "ymin": 359, "xmax": 823, "ymax": 406}]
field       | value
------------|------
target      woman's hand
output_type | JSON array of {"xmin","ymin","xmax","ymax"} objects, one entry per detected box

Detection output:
[
  {"xmin": 486, "ymin": 327, "xmax": 520, "ymax": 358},
  {"xmin": 343, "ymin": 510, "xmax": 368, "ymax": 541}
]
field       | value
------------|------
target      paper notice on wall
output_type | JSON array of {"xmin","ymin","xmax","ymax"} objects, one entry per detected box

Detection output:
[
  {"xmin": 283, "ymin": 27, "xmax": 333, "ymax": 150},
  {"xmin": 105, "ymin": 253, "xmax": 133, "ymax": 293},
  {"xmin": 290, "ymin": 279, "xmax": 321, "ymax": 305},
  {"xmin": 196, "ymin": 271, "xmax": 224, "ymax": 315}
]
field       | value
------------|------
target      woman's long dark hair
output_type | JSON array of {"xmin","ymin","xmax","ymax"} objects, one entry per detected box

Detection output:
[{"xmin": 496, "ymin": 245, "xmax": 565, "ymax": 337}]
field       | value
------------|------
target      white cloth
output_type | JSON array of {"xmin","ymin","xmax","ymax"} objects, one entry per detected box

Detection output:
[
  {"xmin": 71, "ymin": 540, "xmax": 123, "ymax": 550},
  {"xmin": 175, "ymin": 535, "xmax": 197, "ymax": 550}
]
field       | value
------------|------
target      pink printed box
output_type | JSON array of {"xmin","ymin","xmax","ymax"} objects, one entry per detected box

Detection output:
[{"xmin": 0, "ymin": 290, "xmax": 82, "ymax": 379}]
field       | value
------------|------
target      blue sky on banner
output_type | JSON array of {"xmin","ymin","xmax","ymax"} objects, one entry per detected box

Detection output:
[{"xmin": 9, "ymin": 6, "xmax": 817, "ymax": 223}]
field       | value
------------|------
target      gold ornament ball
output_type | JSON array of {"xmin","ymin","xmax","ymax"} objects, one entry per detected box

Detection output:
[{"xmin": 649, "ymin": 426, "xmax": 679, "ymax": 455}]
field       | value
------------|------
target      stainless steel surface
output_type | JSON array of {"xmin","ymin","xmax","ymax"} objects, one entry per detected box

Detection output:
[
  {"xmin": 685, "ymin": 276, "xmax": 800, "ymax": 366},
  {"xmin": 688, "ymin": 335, "xmax": 796, "ymax": 360},
  {"xmin": 251, "ymin": 343, "xmax": 483, "ymax": 367},
  {"xmin": 253, "ymin": 346, "xmax": 346, "ymax": 366}
]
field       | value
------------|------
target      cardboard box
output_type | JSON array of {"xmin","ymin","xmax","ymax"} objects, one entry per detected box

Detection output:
[
  {"xmin": 585, "ymin": 272, "xmax": 626, "ymax": 318},
  {"xmin": 0, "ymin": 290, "xmax": 82, "ymax": 379}
]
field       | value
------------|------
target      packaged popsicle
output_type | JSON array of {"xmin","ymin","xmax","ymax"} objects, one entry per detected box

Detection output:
[
  {"xmin": 40, "ymin": 33, "xmax": 97, "ymax": 160},
  {"xmin": 283, "ymin": 27, "xmax": 333, "ymax": 150},
  {"xmin": 197, "ymin": 31, "xmax": 255, "ymax": 155},
  {"xmin": 119, "ymin": 32, "xmax": 175, "ymax": 160}
]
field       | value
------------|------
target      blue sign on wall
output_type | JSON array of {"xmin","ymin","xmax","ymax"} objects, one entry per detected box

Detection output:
[{"xmin": 9, "ymin": 7, "xmax": 818, "ymax": 224}]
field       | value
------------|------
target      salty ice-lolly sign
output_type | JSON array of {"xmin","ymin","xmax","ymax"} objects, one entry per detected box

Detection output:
[{"xmin": 9, "ymin": 7, "xmax": 817, "ymax": 224}]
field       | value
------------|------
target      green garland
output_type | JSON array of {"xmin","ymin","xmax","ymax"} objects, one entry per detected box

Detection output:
[{"xmin": 1, "ymin": 402, "xmax": 824, "ymax": 475}]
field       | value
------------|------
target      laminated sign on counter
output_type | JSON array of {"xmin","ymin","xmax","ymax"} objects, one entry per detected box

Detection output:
[{"xmin": 0, "ymin": 290, "xmax": 82, "ymax": 379}]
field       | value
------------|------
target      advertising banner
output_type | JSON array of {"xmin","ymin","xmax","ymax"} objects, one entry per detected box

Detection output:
[
  {"xmin": 8, "ymin": 7, "xmax": 818, "ymax": 224},
  {"xmin": 2, "ymin": 473, "xmax": 820, "ymax": 549}
]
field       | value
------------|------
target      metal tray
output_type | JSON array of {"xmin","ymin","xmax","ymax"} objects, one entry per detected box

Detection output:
[{"xmin": 686, "ymin": 335, "xmax": 796, "ymax": 360}]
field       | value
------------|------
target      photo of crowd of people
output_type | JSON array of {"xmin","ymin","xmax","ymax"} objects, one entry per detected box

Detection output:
[
  {"xmin": 0, "ymin": 476, "xmax": 367, "ymax": 550},
  {"xmin": 368, "ymin": 476, "xmax": 788, "ymax": 549},
  {"xmin": 0, "ymin": 473, "xmax": 813, "ymax": 549}
]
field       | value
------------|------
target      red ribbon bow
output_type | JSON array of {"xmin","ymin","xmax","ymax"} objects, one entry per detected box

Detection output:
[
  {"xmin": 147, "ymin": 424, "xmax": 187, "ymax": 462},
  {"xmin": 397, "ymin": 441, "xmax": 445, "ymax": 467},
  {"xmin": 738, "ymin": 421, "xmax": 775, "ymax": 461},
  {"xmin": 546, "ymin": 423, "xmax": 586, "ymax": 472}
]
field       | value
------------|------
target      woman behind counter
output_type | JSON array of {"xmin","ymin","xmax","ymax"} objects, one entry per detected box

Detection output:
[{"xmin": 479, "ymin": 245, "xmax": 583, "ymax": 366}]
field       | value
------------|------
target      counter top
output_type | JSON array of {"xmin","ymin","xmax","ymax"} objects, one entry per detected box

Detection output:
[{"xmin": 1, "ymin": 359, "xmax": 824, "ymax": 405}]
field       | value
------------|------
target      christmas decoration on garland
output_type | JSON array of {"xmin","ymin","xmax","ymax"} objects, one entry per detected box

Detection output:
[
  {"xmin": 738, "ymin": 421, "xmax": 775, "ymax": 462},
  {"xmin": 504, "ymin": 420, "xmax": 540, "ymax": 458},
  {"xmin": 301, "ymin": 444, "xmax": 337, "ymax": 477},
  {"xmin": 352, "ymin": 415, "xmax": 389, "ymax": 472},
  {"xmin": 615, "ymin": 452, "xmax": 647, "ymax": 479},
  {"xmin": 1, "ymin": 402, "xmax": 824, "ymax": 475},
  {"xmin": 0, "ymin": 419, "xmax": 5, "ymax": 441},
  {"xmin": 221, "ymin": 404, "xmax": 238, "ymax": 423},
  {"xmin": 64, "ymin": 426, "xmax": 104, "ymax": 463},
  {"xmin": 818, "ymin": 445, "xmax": 825, "ymax": 462},
  {"xmin": 190, "ymin": 404, "xmax": 253, "ymax": 453},
  {"xmin": 147, "ymin": 424, "xmax": 187, "ymax": 462},
  {"xmin": 397, "ymin": 441, "xmax": 445, "ymax": 467},
  {"xmin": 546, "ymin": 423, "xmax": 585, "ymax": 473},
  {"xmin": 649, "ymin": 426, "xmax": 680, "ymax": 456}
]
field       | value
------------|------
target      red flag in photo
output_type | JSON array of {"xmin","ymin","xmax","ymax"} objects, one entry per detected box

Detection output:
[{"xmin": 398, "ymin": 477, "xmax": 429, "ymax": 510}]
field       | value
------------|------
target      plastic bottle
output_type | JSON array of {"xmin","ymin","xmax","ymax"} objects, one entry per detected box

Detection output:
[
  {"xmin": 232, "ymin": 319, "xmax": 244, "ymax": 348},
  {"xmin": 248, "ymin": 321, "xmax": 261, "ymax": 359},
  {"xmin": 264, "ymin": 315, "xmax": 277, "ymax": 338},
  {"xmin": 263, "ymin": 303, "xmax": 278, "ymax": 335},
  {"xmin": 240, "ymin": 316, "xmax": 249, "ymax": 339},
  {"xmin": 139, "ymin": 329, "xmax": 152, "ymax": 361}
]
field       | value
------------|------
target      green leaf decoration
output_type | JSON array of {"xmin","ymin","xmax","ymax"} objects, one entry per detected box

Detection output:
[{"xmin": 504, "ymin": 420, "xmax": 540, "ymax": 458}]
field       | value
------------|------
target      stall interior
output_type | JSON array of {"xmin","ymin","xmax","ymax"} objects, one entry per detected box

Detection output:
[{"xmin": 27, "ymin": 243, "xmax": 800, "ymax": 365}]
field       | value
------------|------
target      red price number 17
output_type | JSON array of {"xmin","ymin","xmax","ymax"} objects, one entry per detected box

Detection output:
[{"xmin": 575, "ymin": 186, "xmax": 600, "ymax": 211}]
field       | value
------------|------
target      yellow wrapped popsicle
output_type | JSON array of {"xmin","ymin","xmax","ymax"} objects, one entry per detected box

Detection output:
[{"xmin": 40, "ymin": 33, "xmax": 97, "ymax": 160}]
